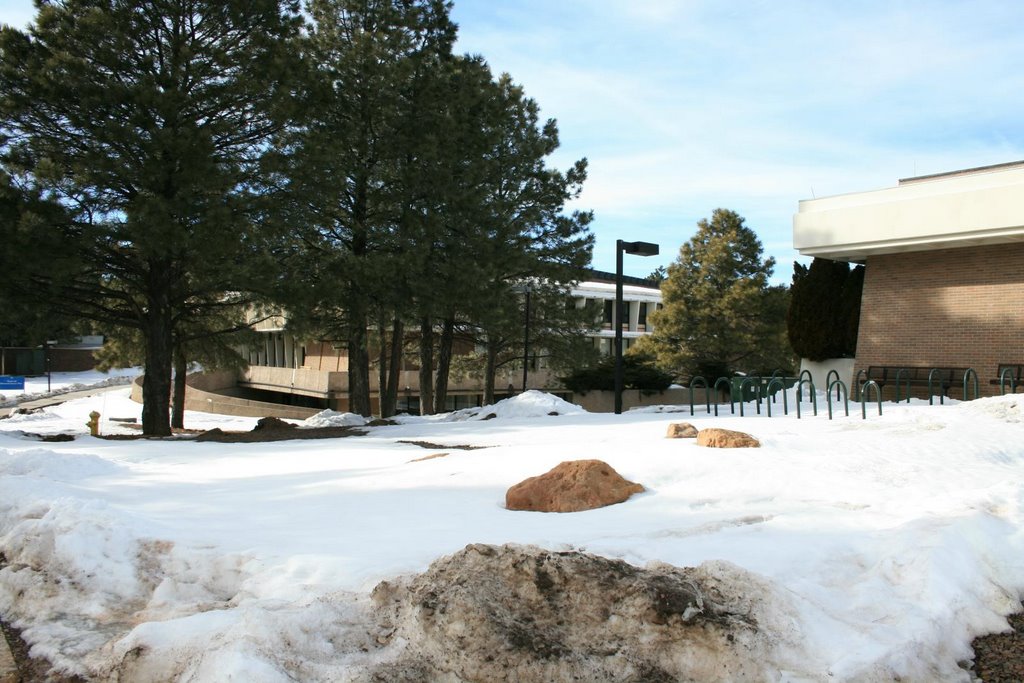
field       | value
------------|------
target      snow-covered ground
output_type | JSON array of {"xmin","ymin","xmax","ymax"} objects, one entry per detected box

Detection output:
[
  {"xmin": 0, "ymin": 367, "xmax": 140, "ymax": 407},
  {"xmin": 1, "ymin": 383, "xmax": 1023, "ymax": 681}
]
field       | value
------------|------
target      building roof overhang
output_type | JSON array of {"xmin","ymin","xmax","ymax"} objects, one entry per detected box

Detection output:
[{"xmin": 793, "ymin": 161, "xmax": 1024, "ymax": 262}]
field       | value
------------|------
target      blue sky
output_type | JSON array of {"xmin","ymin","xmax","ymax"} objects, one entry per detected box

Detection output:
[{"xmin": 5, "ymin": 1, "xmax": 1024, "ymax": 282}]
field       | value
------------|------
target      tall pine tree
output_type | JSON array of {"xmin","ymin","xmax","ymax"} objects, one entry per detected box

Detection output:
[
  {"xmin": 282, "ymin": 0, "xmax": 456, "ymax": 416},
  {"xmin": 0, "ymin": 0, "xmax": 302, "ymax": 434}
]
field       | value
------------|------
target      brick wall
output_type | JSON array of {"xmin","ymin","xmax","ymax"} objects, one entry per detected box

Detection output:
[{"xmin": 855, "ymin": 242, "xmax": 1024, "ymax": 397}]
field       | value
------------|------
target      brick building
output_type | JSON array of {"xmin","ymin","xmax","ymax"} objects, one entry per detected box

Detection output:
[{"xmin": 793, "ymin": 161, "xmax": 1024, "ymax": 397}]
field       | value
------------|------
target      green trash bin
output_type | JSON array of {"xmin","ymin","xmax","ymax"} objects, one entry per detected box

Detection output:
[
  {"xmin": 730, "ymin": 376, "xmax": 795, "ymax": 403},
  {"xmin": 729, "ymin": 376, "xmax": 757, "ymax": 403}
]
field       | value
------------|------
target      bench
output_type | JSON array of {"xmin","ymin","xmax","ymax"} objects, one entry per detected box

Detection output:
[
  {"xmin": 990, "ymin": 364, "xmax": 1024, "ymax": 392},
  {"xmin": 861, "ymin": 366, "xmax": 970, "ymax": 400}
]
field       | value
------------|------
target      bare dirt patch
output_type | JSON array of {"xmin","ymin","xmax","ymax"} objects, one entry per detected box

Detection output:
[{"xmin": 398, "ymin": 440, "xmax": 487, "ymax": 451}]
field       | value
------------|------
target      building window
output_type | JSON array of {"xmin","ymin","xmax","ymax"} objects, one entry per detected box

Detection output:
[
  {"xmin": 638, "ymin": 302, "xmax": 648, "ymax": 331},
  {"xmin": 603, "ymin": 299, "xmax": 613, "ymax": 328}
]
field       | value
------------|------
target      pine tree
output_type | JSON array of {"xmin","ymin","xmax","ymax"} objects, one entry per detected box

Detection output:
[
  {"xmin": 0, "ymin": 0, "xmax": 302, "ymax": 435},
  {"xmin": 636, "ymin": 208, "xmax": 790, "ymax": 378},
  {"xmin": 787, "ymin": 257, "xmax": 861, "ymax": 361},
  {"xmin": 283, "ymin": 0, "xmax": 456, "ymax": 416},
  {"xmin": 427, "ymin": 70, "xmax": 593, "ymax": 411}
]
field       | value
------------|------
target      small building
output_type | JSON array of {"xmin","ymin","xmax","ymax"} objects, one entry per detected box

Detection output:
[
  {"xmin": 237, "ymin": 272, "xmax": 663, "ymax": 413},
  {"xmin": 793, "ymin": 161, "xmax": 1024, "ymax": 395},
  {"xmin": 0, "ymin": 336, "xmax": 105, "ymax": 375}
]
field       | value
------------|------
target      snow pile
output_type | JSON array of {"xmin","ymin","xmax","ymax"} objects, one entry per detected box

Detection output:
[
  {"xmin": 958, "ymin": 394, "xmax": 1024, "ymax": 423},
  {"xmin": 365, "ymin": 544, "xmax": 805, "ymax": 681},
  {"xmin": 300, "ymin": 409, "xmax": 368, "ymax": 428},
  {"xmin": 444, "ymin": 389, "xmax": 586, "ymax": 421}
]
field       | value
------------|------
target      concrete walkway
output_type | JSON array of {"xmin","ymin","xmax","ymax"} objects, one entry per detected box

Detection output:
[{"xmin": 0, "ymin": 383, "xmax": 130, "ymax": 419}]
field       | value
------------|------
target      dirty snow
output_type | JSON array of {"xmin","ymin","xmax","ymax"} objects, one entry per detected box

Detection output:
[{"xmin": 0, "ymin": 381, "xmax": 1023, "ymax": 681}]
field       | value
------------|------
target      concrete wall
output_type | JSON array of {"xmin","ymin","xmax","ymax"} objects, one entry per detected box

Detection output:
[
  {"xmin": 854, "ymin": 242, "xmax": 1024, "ymax": 397},
  {"xmin": 571, "ymin": 388, "xmax": 718, "ymax": 413},
  {"xmin": 131, "ymin": 373, "xmax": 321, "ymax": 420},
  {"xmin": 798, "ymin": 358, "xmax": 856, "ymax": 393}
]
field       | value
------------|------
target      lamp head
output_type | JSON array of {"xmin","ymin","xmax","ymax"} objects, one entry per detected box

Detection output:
[{"xmin": 621, "ymin": 241, "xmax": 659, "ymax": 257}]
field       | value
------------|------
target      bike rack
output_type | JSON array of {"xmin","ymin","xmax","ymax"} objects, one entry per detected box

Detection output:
[
  {"xmin": 962, "ymin": 368, "xmax": 979, "ymax": 401},
  {"xmin": 860, "ymin": 380, "xmax": 882, "ymax": 419},
  {"xmin": 854, "ymin": 369, "xmax": 868, "ymax": 401},
  {"xmin": 689, "ymin": 376, "xmax": 710, "ymax": 416},
  {"xmin": 739, "ymin": 377, "xmax": 758, "ymax": 417},
  {"xmin": 927, "ymin": 368, "xmax": 945, "ymax": 406},
  {"xmin": 795, "ymin": 378, "xmax": 817, "ymax": 418},
  {"xmin": 797, "ymin": 370, "xmax": 813, "ymax": 402},
  {"xmin": 827, "ymin": 379, "xmax": 849, "ymax": 419},
  {"xmin": 713, "ymin": 376, "xmax": 734, "ymax": 416},
  {"xmin": 766, "ymin": 377, "xmax": 788, "ymax": 417},
  {"xmin": 894, "ymin": 368, "xmax": 911, "ymax": 404},
  {"xmin": 824, "ymin": 369, "xmax": 840, "ymax": 402},
  {"xmin": 999, "ymin": 367, "xmax": 1017, "ymax": 396}
]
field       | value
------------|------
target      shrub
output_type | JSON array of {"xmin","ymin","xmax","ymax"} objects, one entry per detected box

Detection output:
[
  {"xmin": 560, "ymin": 354, "xmax": 673, "ymax": 394},
  {"xmin": 787, "ymin": 258, "xmax": 863, "ymax": 361}
]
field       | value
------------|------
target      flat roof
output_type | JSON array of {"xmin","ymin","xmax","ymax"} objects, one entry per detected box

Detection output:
[{"xmin": 793, "ymin": 162, "xmax": 1024, "ymax": 261}]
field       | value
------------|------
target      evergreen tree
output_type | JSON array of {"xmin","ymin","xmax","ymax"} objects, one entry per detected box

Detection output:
[
  {"xmin": 787, "ymin": 257, "xmax": 862, "ymax": 360},
  {"xmin": 840, "ymin": 264, "xmax": 865, "ymax": 357},
  {"xmin": 0, "ymin": 0, "xmax": 302, "ymax": 435},
  {"xmin": 282, "ymin": 0, "xmax": 455, "ymax": 416},
  {"xmin": 635, "ymin": 208, "xmax": 790, "ymax": 378},
  {"xmin": 424, "ymin": 71, "xmax": 592, "ymax": 410}
]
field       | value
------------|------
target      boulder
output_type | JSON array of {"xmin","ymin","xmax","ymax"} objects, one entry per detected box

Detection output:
[
  {"xmin": 505, "ymin": 459, "xmax": 644, "ymax": 513},
  {"xmin": 696, "ymin": 428, "xmax": 760, "ymax": 448},
  {"xmin": 366, "ymin": 543, "xmax": 791, "ymax": 683},
  {"xmin": 666, "ymin": 422, "xmax": 699, "ymax": 438}
]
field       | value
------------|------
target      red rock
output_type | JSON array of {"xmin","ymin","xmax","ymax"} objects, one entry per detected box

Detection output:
[
  {"xmin": 666, "ymin": 422, "xmax": 698, "ymax": 438},
  {"xmin": 696, "ymin": 428, "xmax": 760, "ymax": 448},
  {"xmin": 505, "ymin": 459, "xmax": 644, "ymax": 513}
]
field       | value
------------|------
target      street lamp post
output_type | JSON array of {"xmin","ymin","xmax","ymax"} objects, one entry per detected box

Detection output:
[
  {"xmin": 45, "ymin": 340, "xmax": 57, "ymax": 393},
  {"xmin": 615, "ymin": 240, "xmax": 659, "ymax": 414},
  {"xmin": 521, "ymin": 285, "xmax": 531, "ymax": 393}
]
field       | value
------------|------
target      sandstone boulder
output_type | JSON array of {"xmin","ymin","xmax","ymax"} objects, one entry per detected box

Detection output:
[
  {"xmin": 367, "ymin": 543, "xmax": 791, "ymax": 683},
  {"xmin": 697, "ymin": 428, "xmax": 760, "ymax": 448},
  {"xmin": 505, "ymin": 459, "xmax": 644, "ymax": 513},
  {"xmin": 666, "ymin": 422, "xmax": 699, "ymax": 438}
]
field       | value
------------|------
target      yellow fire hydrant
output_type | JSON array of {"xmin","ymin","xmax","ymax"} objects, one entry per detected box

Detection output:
[{"xmin": 87, "ymin": 411, "xmax": 101, "ymax": 437}]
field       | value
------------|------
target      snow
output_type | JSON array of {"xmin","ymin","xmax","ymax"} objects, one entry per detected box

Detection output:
[
  {"xmin": 0, "ymin": 367, "xmax": 140, "ymax": 407},
  {"xmin": 300, "ymin": 410, "xmax": 368, "ymax": 428},
  {"xmin": 1, "ymin": 377, "xmax": 1023, "ymax": 680}
]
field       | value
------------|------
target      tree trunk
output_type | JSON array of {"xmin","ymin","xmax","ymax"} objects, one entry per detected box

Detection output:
[
  {"xmin": 141, "ymin": 302, "xmax": 173, "ymax": 436},
  {"xmin": 171, "ymin": 345, "xmax": 187, "ymax": 430},
  {"xmin": 348, "ymin": 301, "xmax": 372, "ymax": 416},
  {"xmin": 484, "ymin": 338, "xmax": 498, "ymax": 406},
  {"xmin": 382, "ymin": 318, "xmax": 404, "ymax": 418},
  {"xmin": 418, "ymin": 316, "xmax": 434, "ymax": 415},
  {"xmin": 377, "ymin": 319, "xmax": 389, "ymax": 417},
  {"xmin": 433, "ymin": 317, "xmax": 455, "ymax": 413}
]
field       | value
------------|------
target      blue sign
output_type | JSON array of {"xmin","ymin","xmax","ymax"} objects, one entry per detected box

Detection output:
[{"xmin": 0, "ymin": 376, "xmax": 25, "ymax": 390}]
